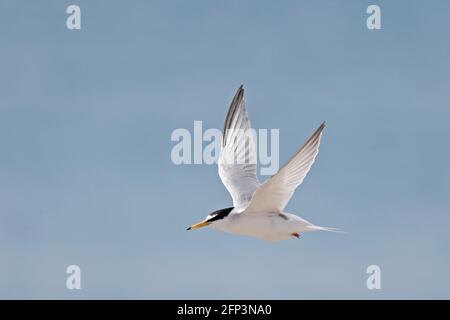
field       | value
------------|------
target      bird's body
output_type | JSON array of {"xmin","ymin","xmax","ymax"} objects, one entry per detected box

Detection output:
[
  {"xmin": 187, "ymin": 85, "xmax": 338, "ymax": 241},
  {"xmin": 210, "ymin": 210, "xmax": 317, "ymax": 241}
]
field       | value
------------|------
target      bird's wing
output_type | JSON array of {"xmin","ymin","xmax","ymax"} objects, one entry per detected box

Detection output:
[
  {"xmin": 218, "ymin": 86, "xmax": 261, "ymax": 211},
  {"xmin": 244, "ymin": 122, "xmax": 325, "ymax": 213}
]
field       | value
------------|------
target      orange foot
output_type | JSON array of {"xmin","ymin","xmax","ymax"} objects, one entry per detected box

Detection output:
[{"xmin": 291, "ymin": 232, "xmax": 300, "ymax": 238}]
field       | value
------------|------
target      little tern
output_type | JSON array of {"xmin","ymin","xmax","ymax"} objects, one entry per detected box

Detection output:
[{"xmin": 187, "ymin": 85, "xmax": 338, "ymax": 241}]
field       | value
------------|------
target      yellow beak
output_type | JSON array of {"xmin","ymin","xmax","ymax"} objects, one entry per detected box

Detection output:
[{"xmin": 186, "ymin": 220, "xmax": 210, "ymax": 230}]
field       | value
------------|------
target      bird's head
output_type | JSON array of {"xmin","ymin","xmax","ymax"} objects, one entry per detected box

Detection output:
[{"xmin": 187, "ymin": 207, "xmax": 234, "ymax": 230}]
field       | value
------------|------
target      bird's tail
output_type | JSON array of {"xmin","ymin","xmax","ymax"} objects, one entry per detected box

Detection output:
[{"xmin": 308, "ymin": 225, "xmax": 344, "ymax": 233}]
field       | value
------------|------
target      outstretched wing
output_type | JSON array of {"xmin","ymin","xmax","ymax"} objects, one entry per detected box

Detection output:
[
  {"xmin": 245, "ymin": 122, "xmax": 325, "ymax": 213},
  {"xmin": 218, "ymin": 86, "xmax": 260, "ymax": 211}
]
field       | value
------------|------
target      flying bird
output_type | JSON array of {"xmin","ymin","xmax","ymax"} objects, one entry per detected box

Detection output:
[{"xmin": 187, "ymin": 85, "xmax": 338, "ymax": 241}]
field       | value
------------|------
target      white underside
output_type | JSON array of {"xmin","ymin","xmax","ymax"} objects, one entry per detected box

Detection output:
[{"xmin": 210, "ymin": 211, "xmax": 329, "ymax": 242}]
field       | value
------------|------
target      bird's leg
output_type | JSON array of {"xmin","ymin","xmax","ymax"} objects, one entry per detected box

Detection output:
[{"xmin": 291, "ymin": 232, "xmax": 300, "ymax": 238}]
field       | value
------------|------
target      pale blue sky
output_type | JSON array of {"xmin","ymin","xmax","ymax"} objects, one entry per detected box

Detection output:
[{"xmin": 0, "ymin": 0, "xmax": 449, "ymax": 299}]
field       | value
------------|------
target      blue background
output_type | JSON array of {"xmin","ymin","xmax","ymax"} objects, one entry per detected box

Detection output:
[{"xmin": 0, "ymin": 0, "xmax": 449, "ymax": 298}]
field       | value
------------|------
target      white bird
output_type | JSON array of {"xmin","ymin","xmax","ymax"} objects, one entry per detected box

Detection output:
[{"xmin": 187, "ymin": 85, "xmax": 338, "ymax": 241}]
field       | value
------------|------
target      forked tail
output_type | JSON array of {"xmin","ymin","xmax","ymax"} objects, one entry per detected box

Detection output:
[{"xmin": 308, "ymin": 225, "xmax": 344, "ymax": 233}]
